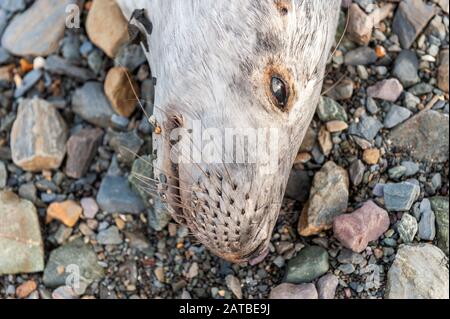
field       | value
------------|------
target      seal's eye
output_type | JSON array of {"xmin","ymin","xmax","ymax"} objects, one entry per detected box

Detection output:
[{"xmin": 271, "ymin": 76, "xmax": 289, "ymax": 109}]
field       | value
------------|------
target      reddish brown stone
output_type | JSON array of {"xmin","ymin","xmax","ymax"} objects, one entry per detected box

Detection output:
[
  {"xmin": 65, "ymin": 128, "xmax": 103, "ymax": 179},
  {"xmin": 333, "ymin": 200, "xmax": 390, "ymax": 253}
]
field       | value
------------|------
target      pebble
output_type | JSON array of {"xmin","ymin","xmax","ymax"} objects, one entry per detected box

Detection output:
[
  {"xmin": 1, "ymin": 0, "xmax": 78, "ymax": 56},
  {"xmin": 348, "ymin": 159, "xmax": 365, "ymax": 186},
  {"xmin": 333, "ymin": 201, "xmax": 390, "ymax": 253},
  {"xmin": 388, "ymin": 166, "xmax": 407, "ymax": 180},
  {"xmin": 86, "ymin": 0, "xmax": 129, "ymax": 58},
  {"xmin": 16, "ymin": 280, "xmax": 37, "ymax": 299},
  {"xmin": 430, "ymin": 197, "xmax": 449, "ymax": 255},
  {"xmin": 316, "ymin": 274, "xmax": 338, "ymax": 299},
  {"xmin": 72, "ymin": 82, "xmax": 115, "ymax": 129},
  {"xmin": 409, "ymin": 83, "xmax": 434, "ymax": 96},
  {"xmin": 392, "ymin": 0, "xmax": 437, "ymax": 49},
  {"xmin": 344, "ymin": 47, "xmax": 377, "ymax": 65},
  {"xmin": 403, "ymin": 92, "xmax": 421, "ymax": 110},
  {"xmin": 81, "ymin": 197, "xmax": 99, "ymax": 220},
  {"xmin": 109, "ymin": 130, "xmax": 144, "ymax": 165},
  {"xmin": 393, "ymin": 50, "xmax": 420, "ymax": 88},
  {"xmin": 52, "ymin": 286, "xmax": 79, "ymax": 300},
  {"xmin": 347, "ymin": 3, "xmax": 373, "ymax": 45},
  {"xmin": 401, "ymin": 161, "xmax": 420, "ymax": 176},
  {"xmin": 97, "ymin": 175, "xmax": 145, "ymax": 214},
  {"xmin": 0, "ymin": 160, "xmax": 6, "ymax": 188},
  {"xmin": 65, "ymin": 128, "xmax": 103, "ymax": 179},
  {"xmin": 397, "ymin": 213, "xmax": 418, "ymax": 243},
  {"xmin": 105, "ymin": 66, "xmax": 140, "ymax": 117},
  {"xmin": 269, "ymin": 283, "xmax": 318, "ymax": 299},
  {"xmin": 348, "ymin": 114, "xmax": 383, "ymax": 141},
  {"xmin": 13, "ymin": 69, "xmax": 43, "ymax": 98},
  {"xmin": 11, "ymin": 98, "xmax": 68, "ymax": 172},
  {"xmin": 18, "ymin": 183, "xmax": 37, "ymax": 203},
  {"xmin": 97, "ymin": 226, "xmax": 123, "ymax": 245},
  {"xmin": 298, "ymin": 162, "xmax": 349, "ymax": 236},
  {"xmin": 317, "ymin": 97, "xmax": 348, "ymax": 122},
  {"xmin": 338, "ymin": 264, "xmax": 355, "ymax": 275},
  {"xmin": 115, "ymin": 44, "xmax": 147, "ymax": 72},
  {"xmin": 384, "ymin": 105, "xmax": 412, "ymax": 129},
  {"xmin": 44, "ymin": 55, "xmax": 95, "ymax": 81},
  {"xmin": 437, "ymin": 49, "xmax": 449, "ymax": 93},
  {"xmin": 285, "ymin": 169, "xmax": 311, "ymax": 202},
  {"xmin": 384, "ymin": 182, "xmax": 421, "ymax": 212},
  {"xmin": 225, "ymin": 275, "xmax": 242, "ymax": 299},
  {"xmin": 367, "ymin": 78, "xmax": 404, "ymax": 102},
  {"xmin": 325, "ymin": 120, "xmax": 348, "ymax": 133},
  {"xmin": 0, "ymin": 47, "xmax": 11, "ymax": 65},
  {"xmin": 418, "ymin": 199, "xmax": 436, "ymax": 241},
  {"xmin": 318, "ymin": 126, "xmax": 332, "ymax": 156},
  {"xmin": 363, "ymin": 148, "xmax": 380, "ymax": 165},
  {"xmin": 337, "ymin": 249, "xmax": 365, "ymax": 265},
  {"xmin": 366, "ymin": 97, "xmax": 379, "ymax": 115},
  {"xmin": 44, "ymin": 241, "xmax": 102, "ymax": 288},
  {"xmin": 0, "ymin": 191, "xmax": 44, "ymax": 275},
  {"xmin": 47, "ymin": 200, "xmax": 83, "ymax": 228},
  {"xmin": 388, "ymin": 110, "xmax": 449, "ymax": 163},
  {"xmin": 285, "ymin": 246, "xmax": 329, "ymax": 284},
  {"xmin": 386, "ymin": 244, "xmax": 449, "ymax": 299},
  {"xmin": 325, "ymin": 78, "xmax": 354, "ymax": 101}
]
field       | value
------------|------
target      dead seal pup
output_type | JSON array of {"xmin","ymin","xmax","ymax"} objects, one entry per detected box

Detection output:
[{"xmin": 117, "ymin": 0, "xmax": 342, "ymax": 263}]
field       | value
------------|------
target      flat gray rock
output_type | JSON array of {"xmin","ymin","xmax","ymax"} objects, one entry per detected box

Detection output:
[
  {"xmin": 392, "ymin": 0, "xmax": 436, "ymax": 49},
  {"xmin": 1, "ymin": 0, "xmax": 80, "ymax": 57},
  {"xmin": 97, "ymin": 175, "xmax": 145, "ymax": 215},
  {"xmin": 72, "ymin": 82, "xmax": 115, "ymax": 128},
  {"xmin": 388, "ymin": 110, "xmax": 449, "ymax": 163},
  {"xmin": 43, "ymin": 239, "xmax": 104, "ymax": 288}
]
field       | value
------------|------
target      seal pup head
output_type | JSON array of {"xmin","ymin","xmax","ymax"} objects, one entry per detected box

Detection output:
[{"xmin": 118, "ymin": 0, "xmax": 341, "ymax": 263}]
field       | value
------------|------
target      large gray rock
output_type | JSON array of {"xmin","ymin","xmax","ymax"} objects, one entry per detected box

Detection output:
[
  {"xmin": 0, "ymin": 0, "xmax": 26, "ymax": 12},
  {"xmin": 388, "ymin": 110, "xmax": 449, "ymax": 163},
  {"xmin": 285, "ymin": 246, "xmax": 329, "ymax": 284},
  {"xmin": 0, "ymin": 191, "xmax": 44, "ymax": 275},
  {"xmin": 386, "ymin": 244, "xmax": 449, "ymax": 299},
  {"xmin": 72, "ymin": 82, "xmax": 115, "ymax": 128},
  {"xmin": 97, "ymin": 175, "xmax": 145, "ymax": 215},
  {"xmin": 43, "ymin": 239, "xmax": 104, "ymax": 288},
  {"xmin": 1, "ymin": 0, "xmax": 80, "ymax": 56},
  {"xmin": 384, "ymin": 182, "xmax": 420, "ymax": 212},
  {"xmin": 298, "ymin": 161, "xmax": 349, "ymax": 236},
  {"xmin": 393, "ymin": 50, "xmax": 420, "ymax": 88},
  {"xmin": 392, "ymin": 0, "xmax": 437, "ymax": 49},
  {"xmin": 11, "ymin": 98, "xmax": 68, "ymax": 172}
]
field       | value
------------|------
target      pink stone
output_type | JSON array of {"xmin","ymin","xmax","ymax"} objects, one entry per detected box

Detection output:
[
  {"xmin": 367, "ymin": 79, "xmax": 404, "ymax": 102},
  {"xmin": 333, "ymin": 200, "xmax": 390, "ymax": 253},
  {"xmin": 269, "ymin": 283, "xmax": 318, "ymax": 299},
  {"xmin": 317, "ymin": 274, "xmax": 339, "ymax": 299}
]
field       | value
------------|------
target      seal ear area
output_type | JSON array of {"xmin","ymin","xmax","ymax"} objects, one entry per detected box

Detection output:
[{"xmin": 263, "ymin": 64, "xmax": 297, "ymax": 114}]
